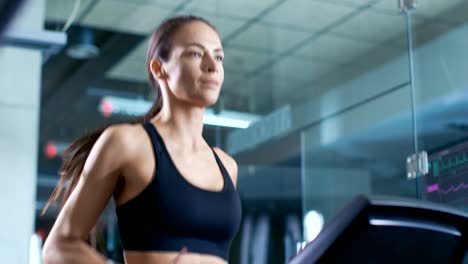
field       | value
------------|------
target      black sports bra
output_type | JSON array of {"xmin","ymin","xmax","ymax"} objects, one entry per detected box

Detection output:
[{"xmin": 115, "ymin": 122, "xmax": 242, "ymax": 260}]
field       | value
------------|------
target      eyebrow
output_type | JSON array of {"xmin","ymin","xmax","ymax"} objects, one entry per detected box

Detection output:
[{"xmin": 186, "ymin": 42, "xmax": 223, "ymax": 52}]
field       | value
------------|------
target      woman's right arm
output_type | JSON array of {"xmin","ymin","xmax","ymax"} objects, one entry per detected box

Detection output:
[{"xmin": 42, "ymin": 126, "xmax": 131, "ymax": 264}]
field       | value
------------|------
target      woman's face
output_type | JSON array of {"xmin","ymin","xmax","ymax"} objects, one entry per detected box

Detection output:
[{"xmin": 163, "ymin": 21, "xmax": 224, "ymax": 107}]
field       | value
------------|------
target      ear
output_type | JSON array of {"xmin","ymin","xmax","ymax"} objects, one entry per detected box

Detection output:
[{"xmin": 149, "ymin": 59, "xmax": 167, "ymax": 79}]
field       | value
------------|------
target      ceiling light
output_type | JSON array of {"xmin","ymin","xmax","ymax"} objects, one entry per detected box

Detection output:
[{"xmin": 66, "ymin": 27, "xmax": 99, "ymax": 59}]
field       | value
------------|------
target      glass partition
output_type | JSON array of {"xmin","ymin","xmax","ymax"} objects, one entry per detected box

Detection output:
[
  {"xmin": 300, "ymin": 0, "xmax": 419, "ymax": 244},
  {"xmin": 409, "ymin": 0, "xmax": 468, "ymax": 212}
]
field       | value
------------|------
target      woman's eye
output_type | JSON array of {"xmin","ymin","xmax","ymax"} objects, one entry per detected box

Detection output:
[
  {"xmin": 189, "ymin": 51, "xmax": 203, "ymax": 58},
  {"xmin": 215, "ymin": 55, "xmax": 224, "ymax": 62}
]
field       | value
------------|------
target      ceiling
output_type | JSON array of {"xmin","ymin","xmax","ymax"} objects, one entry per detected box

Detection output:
[{"xmin": 37, "ymin": 0, "xmax": 468, "ymax": 214}]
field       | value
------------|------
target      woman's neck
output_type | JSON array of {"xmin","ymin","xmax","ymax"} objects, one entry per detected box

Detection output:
[{"xmin": 152, "ymin": 100, "xmax": 207, "ymax": 151}]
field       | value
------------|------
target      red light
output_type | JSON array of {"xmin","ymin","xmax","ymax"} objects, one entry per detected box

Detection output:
[
  {"xmin": 36, "ymin": 229, "xmax": 45, "ymax": 240},
  {"xmin": 100, "ymin": 98, "xmax": 113, "ymax": 117},
  {"xmin": 45, "ymin": 142, "xmax": 57, "ymax": 159}
]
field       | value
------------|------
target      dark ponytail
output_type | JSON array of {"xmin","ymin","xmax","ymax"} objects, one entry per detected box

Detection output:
[{"xmin": 42, "ymin": 15, "xmax": 217, "ymax": 215}]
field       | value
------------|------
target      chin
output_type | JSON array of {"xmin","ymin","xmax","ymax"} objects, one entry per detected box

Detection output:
[
  {"xmin": 201, "ymin": 94, "xmax": 220, "ymax": 107},
  {"xmin": 204, "ymin": 99, "xmax": 218, "ymax": 107}
]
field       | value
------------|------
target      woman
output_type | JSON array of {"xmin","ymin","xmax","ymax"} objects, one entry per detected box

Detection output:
[{"xmin": 42, "ymin": 15, "xmax": 242, "ymax": 264}]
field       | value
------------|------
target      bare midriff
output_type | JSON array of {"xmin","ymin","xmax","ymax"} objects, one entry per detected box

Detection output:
[{"xmin": 123, "ymin": 250, "xmax": 228, "ymax": 264}]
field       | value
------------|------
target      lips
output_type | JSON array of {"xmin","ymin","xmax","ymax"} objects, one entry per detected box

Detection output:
[{"xmin": 200, "ymin": 79, "xmax": 219, "ymax": 86}]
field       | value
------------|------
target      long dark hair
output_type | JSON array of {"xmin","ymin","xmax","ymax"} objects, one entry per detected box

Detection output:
[{"xmin": 42, "ymin": 15, "xmax": 217, "ymax": 214}]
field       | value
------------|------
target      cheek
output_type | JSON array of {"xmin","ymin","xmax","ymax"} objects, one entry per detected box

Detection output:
[
  {"xmin": 178, "ymin": 63, "xmax": 198, "ymax": 85},
  {"xmin": 169, "ymin": 70, "xmax": 199, "ymax": 100},
  {"xmin": 169, "ymin": 65, "xmax": 195, "ymax": 91}
]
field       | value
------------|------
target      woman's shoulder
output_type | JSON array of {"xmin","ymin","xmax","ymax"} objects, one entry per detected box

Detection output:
[
  {"xmin": 80, "ymin": 123, "xmax": 146, "ymax": 181},
  {"xmin": 100, "ymin": 123, "xmax": 147, "ymax": 154},
  {"xmin": 105, "ymin": 122, "xmax": 142, "ymax": 137}
]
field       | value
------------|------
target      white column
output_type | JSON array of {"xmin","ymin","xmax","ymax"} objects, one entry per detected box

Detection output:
[
  {"xmin": 0, "ymin": 0, "xmax": 45, "ymax": 263},
  {"xmin": 240, "ymin": 215, "xmax": 253, "ymax": 264},
  {"xmin": 251, "ymin": 215, "xmax": 270, "ymax": 264}
]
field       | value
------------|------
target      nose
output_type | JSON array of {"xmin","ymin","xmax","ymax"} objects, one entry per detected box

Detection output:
[{"xmin": 202, "ymin": 53, "xmax": 218, "ymax": 73}]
